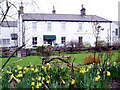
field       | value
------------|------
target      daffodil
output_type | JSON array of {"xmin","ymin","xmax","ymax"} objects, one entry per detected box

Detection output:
[
  {"xmin": 17, "ymin": 79, "xmax": 21, "ymax": 83},
  {"xmin": 14, "ymin": 70, "xmax": 17, "ymax": 73},
  {"xmin": 32, "ymin": 78, "xmax": 35, "ymax": 81},
  {"xmin": 19, "ymin": 71, "xmax": 22, "ymax": 74},
  {"xmin": 80, "ymin": 68, "xmax": 86, "ymax": 74},
  {"xmin": 107, "ymin": 71, "xmax": 111, "ymax": 76},
  {"xmin": 6, "ymin": 70, "xmax": 12, "ymax": 74},
  {"xmin": 46, "ymin": 80, "xmax": 50, "ymax": 84},
  {"xmin": 24, "ymin": 67, "xmax": 29, "ymax": 71},
  {"xmin": 18, "ymin": 66, "xmax": 22, "ymax": 70},
  {"xmin": 35, "ymin": 82, "xmax": 39, "ymax": 89},
  {"xmin": 31, "ymin": 68, "xmax": 34, "ymax": 71},
  {"xmin": 34, "ymin": 68, "xmax": 39, "ymax": 73},
  {"xmin": 36, "ymin": 76, "xmax": 41, "ymax": 81},
  {"xmin": 16, "ymin": 73, "xmax": 23, "ymax": 78},
  {"xmin": 97, "ymin": 71, "xmax": 100, "ymax": 75},
  {"xmin": 32, "ymin": 86, "xmax": 34, "ymax": 90},
  {"xmin": 42, "ymin": 66, "xmax": 46, "ymax": 72},
  {"xmin": 46, "ymin": 63, "xmax": 51, "ymax": 69},
  {"xmin": 31, "ymin": 82, "xmax": 35, "ymax": 86},
  {"xmin": 42, "ymin": 77, "xmax": 45, "ymax": 81},
  {"xmin": 38, "ymin": 83, "xmax": 42, "ymax": 87},
  {"xmin": 95, "ymin": 75, "xmax": 100, "ymax": 81},
  {"xmin": 71, "ymin": 79, "xmax": 75, "ymax": 85},
  {"xmin": 62, "ymin": 79, "xmax": 65, "ymax": 84}
]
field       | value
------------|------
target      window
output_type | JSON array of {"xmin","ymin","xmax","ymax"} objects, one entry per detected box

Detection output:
[
  {"xmin": 61, "ymin": 37, "xmax": 66, "ymax": 44},
  {"xmin": 32, "ymin": 37, "xmax": 37, "ymax": 45},
  {"xmin": 61, "ymin": 23, "xmax": 66, "ymax": 31},
  {"xmin": 47, "ymin": 22, "xmax": 52, "ymax": 31},
  {"xmin": 77, "ymin": 23, "xmax": 82, "ymax": 32},
  {"xmin": 2, "ymin": 39, "xmax": 10, "ymax": 45},
  {"xmin": 78, "ymin": 37, "xmax": 83, "ymax": 43},
  {"xmin": 32, "ymin": 21, "xmax": 37, "ymax": 31},
  {"xmin": 11, "ymin": 33, "xmax": 18, "ymax": 40}
]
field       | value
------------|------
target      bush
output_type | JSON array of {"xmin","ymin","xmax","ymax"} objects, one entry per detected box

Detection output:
[{"xmin": 83, "ymin": 55, "xmax": 101, "ymax": 65}]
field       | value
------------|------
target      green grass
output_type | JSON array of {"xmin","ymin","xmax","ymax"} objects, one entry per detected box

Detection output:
[{"xmin": 0, "ymin": 50, "xmax": 119, "ymax": 68}]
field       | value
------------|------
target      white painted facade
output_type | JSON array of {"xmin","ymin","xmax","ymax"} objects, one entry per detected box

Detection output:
[
  {"xmin": 0, "ymin": 22, "xmax": 18, "ymax": 47},
  {"xmin": 22, "ymin": 20, "xmax": 113, "ymax": 48}
]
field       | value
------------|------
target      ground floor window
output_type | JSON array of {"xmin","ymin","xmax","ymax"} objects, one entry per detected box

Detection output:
[
  {"xmin": 78, "ymin": 37, "xmax": 83, "ymax": 43},
  {"xmin": 61, "ymin": 37, "xmax": 66, "ymax": 44},
  {"xmin": 32, "ymin": 37, "xmax": 37, "ymax": 45},
  {"xmin": 0, "ymin": 39, "xmax": 10, "ymax": 45}
]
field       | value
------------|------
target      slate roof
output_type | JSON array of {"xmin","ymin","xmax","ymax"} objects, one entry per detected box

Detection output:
[
  {"xmin": 0, "ymin": 21, "xmax": 17, "ymax": 27},
  {"xmin": 22, "ymin": 13, "xmax": 112, "ymax": 23}
]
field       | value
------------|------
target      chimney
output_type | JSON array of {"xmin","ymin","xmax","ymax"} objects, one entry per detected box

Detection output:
[
  {"xmin": 18, "ymin": 2, "xmax": 24, "ymax": 17},
  {"xmin": 80, "ymin": 4, "xmax": 86, "ymax": 16},
  {"xmin": 52, "ymin": 6, "xmax": 56, "ymax": 14}
]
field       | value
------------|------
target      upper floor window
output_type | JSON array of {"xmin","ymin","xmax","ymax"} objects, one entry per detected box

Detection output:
[
  {"xmin": 47, "ymin": 22, "xmax": 52, "ymax": 31},
  {"xmin": 77, "ymin": 23, "xmax": 82, "ymax": 32},
  {"xmin": 32, "ymin": 37, "xmax": 37, "ymax": 45},
  {"xmin": 61, "ymin": 22, "xmax": 66, "ymax": 31},
  {"xmin": 61, "ymin": 37, "xmax": 66, "ymax": 44},
  {"xmin": 32, "ymin": 21, "xmax": 37, "ymax": 31}
]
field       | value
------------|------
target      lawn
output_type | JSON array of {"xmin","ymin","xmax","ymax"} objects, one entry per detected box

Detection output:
[{"xmin": 0, "ymin": 50, "xmax": 119, "ymax": 68}]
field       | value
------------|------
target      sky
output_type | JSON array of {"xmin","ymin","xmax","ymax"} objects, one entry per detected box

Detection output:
[{"xmin": 1, "ymin": 0, "xmax": 120, "ymax": 21}]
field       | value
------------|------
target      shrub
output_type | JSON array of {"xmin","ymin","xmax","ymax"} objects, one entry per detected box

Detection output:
[{"xmin": 83, "ymin": 55, "xmax": 101, "ymax": 65}]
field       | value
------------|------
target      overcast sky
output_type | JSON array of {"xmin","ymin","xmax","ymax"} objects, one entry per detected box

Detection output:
[{"xmin": 1, "ymin": 0, "xmax": 120, "ymax": 21}]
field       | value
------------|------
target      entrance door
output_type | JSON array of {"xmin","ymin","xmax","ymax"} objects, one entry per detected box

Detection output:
[{"xmin": 48, "ymin": 40, "xmax": 52, "ymax": 45}]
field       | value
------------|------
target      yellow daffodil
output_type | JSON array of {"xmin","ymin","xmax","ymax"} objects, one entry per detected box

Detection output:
[
  {"xmin": 46, "ymin": 63, "xmax": 51, "ymax": 69},
  {"xmin": 62, "ymin": 79, "xmax": 65, "ymax": 84},
  {"xmin": 71, "ymin": 79, "xmax": 75, "ymax": 85},
  {"xmin": 16, "ymin": 73, "xmax": 23, "ymax": 78},
  {"xmin": 30, "ymin": 65, "xmax": 33, "ymax": 67},
  {"xmin": 17, "ymin": 79, "xmax": 21, "ymax": 83},
  {"xmin": 32, "ymin": 78, "xmax": 35, "ymax": 81},
  {"xmin": 80, "ymin": 68, "xmax": 86, "ymax": 74},
  {"xmin": 46, "ymin": 80, "xmax": 50, "ymax": 84},
  {"xmin": 95, "ymin": 75, "xmax": 100, "ymax": 81},
  {"xmin": 42, "ymin": 66, "xmax": 46, "ymax": 72},
  {"xmin": 34, "ymin": 68, "xmax": 39, "ymax": 73},
  {"xmin": 97, "ymin": 71, "xmax": 100, "ymax": 75},
  {"xmin": 42, "ymin": 77, "xmax": 45, "ymax": 81},
  {"xmin": 38, "ymin": 83, "xmax": 42, "ymax": 87},
  {"xmin": 18, "ymin": 66, "xmax": 22, "ymax": 70},
  {"xmin": 32, "ymin": 86, "xmax": 34, "ymax": 90},
  {"xmin": 14, "ymin": 70, "xmax": 17, "ymax": 73},
  {"xmin": 31, "ymin": 82, "xmax": 35, "ymax": 86},
  {"xmin": 31, "ymin": 68, "xmax": 34, "ymax": 71},
  {"xmin": 35, "ymin": 82, "xmax": 39, "ymax": 89},
  {"xmin": 107, "ymin": 71, "xmax": 111, "ymax": 76},
  {"xmin": 47, "ymin": 75, "xmax": 50, "ymax": 79},
  {"xmin": 24, "ymin": 67, "xmax": 29, "ymax": 71},
  {"xmin": 6, "ymin": 70, "xmax": 12, "ymax": 74},
  {"xmin": 19, "ymin": 71, "xmax": 22, "ymax": 74},
  {"xmin": 36, "ymin": 76, "xmax": 41, "ymax": 81}
]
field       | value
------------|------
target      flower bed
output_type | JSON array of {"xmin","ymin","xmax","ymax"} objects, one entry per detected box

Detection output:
[{"xmin": 1, "ymin": 61, "xmax": 120, "ymax": 89}]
